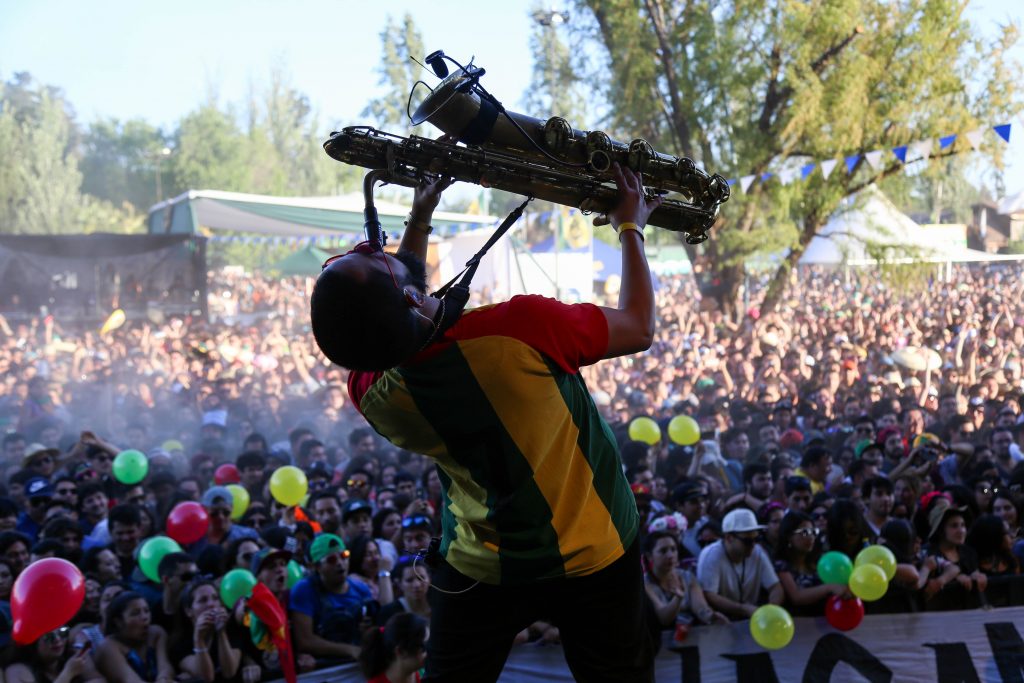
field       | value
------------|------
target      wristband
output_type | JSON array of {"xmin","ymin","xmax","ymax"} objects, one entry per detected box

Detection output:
[
  {"xmin": 616, "ymin": 222, "xmax": 643, "ymax": 241},
  {"xmin": 405, "ymin": 213, "xmax": 433, "ymax": 235},
  {"xmin": 378, "ymin": 570, "xmax": 392, "ymax": 579}
]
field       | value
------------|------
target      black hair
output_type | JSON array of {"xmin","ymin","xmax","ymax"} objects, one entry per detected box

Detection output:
[
  {"xmin": 8, "ymin": 469, "xmax": 37, "ymax": 487},
  {"xmin": 861, "ymin": 476, "xmax": 894, "ymax": 499},
  {"xmin": 393, "ymin": 470, "xmax": 417, "ymax": 487},
  {"xmin": 298, "ymin": 439, "xmax": 325, "ymax": 462},
  {"xmin": 358, "ymin": 612, "xmax": 428, "ymax": 678},
  {"xmin": 785, "ymin": 476, "xmax": 812, "ymax": 496},
  {"xmin": 0, "ymin": 531, "xmax": 31, "ymax": 555},
  {"xmin": 236, "ymin": 450, "xmax": 267, "ymax": 471},
  {"xmin": 30, "ymin": 539, "xmax": 63, "ymax": 557},
  {"xmin": 826, "ymin": 499, "xmax": 869, "ymax": 560},
  {"xmin": 742, "ymin": 463, "xmax": 769, "ymax": 486},
  {"xmin": 878, "ymin": 519, "xmax": 915, "ymax": 564},
  {"xmin": 372, "ymin": 507, "xmax": 402, "ymax": 538},
  {"xmin": 967, "ymin": 514, "xmax": 1017, "ymax": 571},
  {"xmin": 0, "ymin": 497, "xmax": 18, "ymax": 518},
  {"xmin": 157, "ymin": 552, "xmax": 194, "ymax": 580},
  {"xmin": 774, "ymin": 511, "xmax": 819, "ymax": 565},
  {"xmin": 347, "ymin": 534, "xmax": 377, "ymax": 576},
  {"xmin": 108, "ymin": 504, "xmax": 142, "ymax": 529},
  {"xmin": 311, "ymin": 261, "xmax": 422, "ymax": 371},
  {"xmin": 643, "ymin": 529, "xmax": 682, "ymax": 556},
  {"xmin": 104, "ymin": 591, "xmax": 147, "ymax": 636},
  {"xmin": 243, "ymin": 432, "xmax": 269, "ymax": 452},
  {"xmin": 42, "ymin": 517, "xmax": 82, "ymax": 541},
  {"xmin": 801, "ymin": 445, "xmax": 832, "ymax": 468},
  {"xmin": 1, "ymin": 432, "xmax": 26, "ymax": 448}
]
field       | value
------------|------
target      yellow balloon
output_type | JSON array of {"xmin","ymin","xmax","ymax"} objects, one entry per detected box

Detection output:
[
  {"xmin": 225, "ymin": 484, "xmax": 250, "ymax": 521},
  {"xmin": 749, "ymin": 605, "xmax": 794, "ymax": 650},
  {"xmin": 668, "ymin": 415, "xmax": 701, "ymax": 446},
  {"xmin": 855, "ymin": 545, "xmax": 897, "ymax": 582},
  {"xmin": 849, "ymin": 564, "xmax": 888, "ymax": 602},
  {"xmin": 628, "ymin": 417, "xmax": 662, "ymax": 446},
  {"xmin": 269, "ymin": 466, "xmax": 308, "ymax": 507}
]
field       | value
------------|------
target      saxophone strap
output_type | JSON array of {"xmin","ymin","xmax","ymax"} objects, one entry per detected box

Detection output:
[{"xmin": 431, "ymin": 194, "xmax": 534, "ymax": 332}]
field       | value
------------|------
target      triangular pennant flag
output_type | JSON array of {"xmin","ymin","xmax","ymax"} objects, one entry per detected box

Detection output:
[
  {"xmin": 993, "ymin": 123, "xmax": 1012, "ymax": 143},
  {"xmin": 761, "ymin": 172, "xmax": 773, "ymax": 182},
  {"xmin": 939, "ymin": 134, "xmax": 957, "ymax": 149},
  {"xmin": 844, "ymin": 154, "xmax": 861, "ymax": 174},
  {"xmin": 864, "ymin": 150, "xmax": 884, "ymax": 170},
  {"xmin": 965, "ymin": 129, "xmax": 984, "ymax": 150},
  {"xmin": 779, "ymin": 168, "xmax": 797, "ymax": 185},
  {"xmin": 726, "ymin": 178, "xmax": 737, "ymax": 186},
  {"xmin": 913, "ymin": 139, "xmax": 933, "ymax": 162},
  {"xmin": 740, "ymin": 175, "xmax": 756, "ymax": 193},
  {"xmin": 800, "ymin": 163, "xmax": 816, "ymax": 180},
  {"xmin": 892, "ymin": 146, "xmax": 908, "ymax": 163},
  {"xmin": 820, "ymin": 159, "xmax": 838, "ymax": 180}
]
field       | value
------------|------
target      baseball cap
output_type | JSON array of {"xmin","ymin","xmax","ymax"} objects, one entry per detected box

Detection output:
[
  {"xmin": 341, "ymin": 499, "xmax": 372, "ymax": 523},
  {"xmin": 202, "ymin": 486, "xmax": 234, "ymax": 508},
  {"xmin": 25, "ymin": 476, "xmax": 54, "ymax": 500},
  {"xmin": 670, "ymin": 482, "xmax": 706, "ymax": 506},
  {"xmin": 250, "ymin": 547, "xmax": 293, "ymax": 575},
  {"xmin": 309, "ymin": 533, "xmax": 347, "ymax": 563},
  {"xmin": 722, "ymin": 508, "xmax": 765, "ymax": 534}
]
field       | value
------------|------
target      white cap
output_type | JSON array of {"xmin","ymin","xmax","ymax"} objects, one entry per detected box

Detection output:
[{"xmin": 722, "ymin": 508, "xmax": 765, "ymax": 534}]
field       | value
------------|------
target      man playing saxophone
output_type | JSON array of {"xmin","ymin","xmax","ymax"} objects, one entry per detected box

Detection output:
[{"xmin": 310, "ymin": 162, "xmax": 660, "ymax": 682}]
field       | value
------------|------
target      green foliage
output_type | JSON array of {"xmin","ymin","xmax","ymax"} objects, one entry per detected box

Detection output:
[
  {"xmin": 577, "ymin": 0, "xmax": 1023, "ymax": 313},
  {"xmin": 171, "ymin": 104, "xmax": 252, "ymax": 193},
  {"xmin": 524, "ymin": 6, "xmax": 589, "ymax": 126},
  {"xmin": 361, "ymin": 14, "xmax": 427, "ymax": 136},
  {"xmin": 80, "ymin": 117, "xmax": 170, "ymax": 211}
]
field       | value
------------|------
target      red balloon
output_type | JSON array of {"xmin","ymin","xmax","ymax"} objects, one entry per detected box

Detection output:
[
  {"xmin": 825, "ymin": 595, "xmax": 865, "ymax": 632},
  {"xmin": 214, "ymin": 463, "xmax": 240, "ymax": 485},
  {"xmin": 12, "ymin": 558, "xmax": 85, "ymax": 645},
  {"xmin": 165, "ymin": 501, "xmax": 210, "ymax": 545}
]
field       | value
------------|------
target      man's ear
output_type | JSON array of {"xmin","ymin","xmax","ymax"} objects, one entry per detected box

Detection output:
[{"xmin": 403, "ymin": 287, "xmax": 425, "ymax": 308}]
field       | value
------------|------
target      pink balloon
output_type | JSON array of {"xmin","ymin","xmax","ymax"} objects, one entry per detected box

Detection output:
[
  {"xmin": 12, "ymin": 558, "xmax": 85, "ymax": 645},
  {"xmin": 166, "ymin": 501, "xmax": 210, "ymax": 545}
]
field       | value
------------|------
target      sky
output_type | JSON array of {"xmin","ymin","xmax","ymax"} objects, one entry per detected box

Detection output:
[{"xmin": 2, "ymin": 0, "xmax": 1023, "ymax": 199}]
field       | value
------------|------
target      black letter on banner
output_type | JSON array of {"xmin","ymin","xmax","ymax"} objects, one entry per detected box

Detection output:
[
  {"xmin": 674, "ymin": 646, "xmax": 700, "ymax": 682},
  {"xmin": 985, "ymin": 622, "xmax": 1024, "ymax": 683},
  {"xmin": 802, "ymin": 633, "xmax": 892, "ymax": 683},
  {"xmin": 721, "ymin": 652, "xmax": 780, "ymax": 683},
  {"xmin": 922, "ymin": 643, "xmax": 981, "ymax": 683}
]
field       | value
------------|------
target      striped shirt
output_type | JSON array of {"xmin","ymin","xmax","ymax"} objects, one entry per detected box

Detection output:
[{"xmin": 349, "ymin": 295, "xmax": 638, "ymax": 585}]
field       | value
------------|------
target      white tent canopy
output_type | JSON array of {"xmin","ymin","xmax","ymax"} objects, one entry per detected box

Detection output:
[
  {"xmin": 147, "ymin": 189, "xmax": 496, "ymax": 237},
  {"xmin": 799, "ymin": 186, "xmax": 1022, "ymax": 266}
]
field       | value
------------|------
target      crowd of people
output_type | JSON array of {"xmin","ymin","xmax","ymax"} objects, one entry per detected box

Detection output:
[{"xmin": 0, "ymin": 257, "xmax": 1022, "ymax": 681}]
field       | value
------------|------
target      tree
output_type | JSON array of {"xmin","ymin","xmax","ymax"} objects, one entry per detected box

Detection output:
[
  {"xmin": 170, "ymin": 103, "xmax": 251, "ymax": 193},
  {"xmin": 0, "ymin": 75, "xmax": 83, "ymax": 233},
  {"xmin": 578, "ymin": 0, "xmax": 1023, "ymax": 316},
  {"xmin": 361, "ymin": 14, "xmax": 427, "ymax": 136},
  {"xmin": 524, "ymin": 6, "xmax": 589, "ymax": 127},
  {"xmin": 80, "ymin": 117, "xmax": 170, "ymax": 211}
]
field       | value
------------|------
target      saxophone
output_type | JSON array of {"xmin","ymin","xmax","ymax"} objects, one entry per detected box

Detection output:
[{"xmin": 324, "ymin": 56, "xmax": 730, "ymax": 244}]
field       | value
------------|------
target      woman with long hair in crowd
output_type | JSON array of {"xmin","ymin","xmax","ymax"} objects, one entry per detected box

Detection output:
[
  {"xmin": 643, "ymin": 530, "xmax": 726, "ymax": 627},
  {"xmin": 377, "ymin": 560, "xmax": 431, "ymax": 626},
  {"xmin": 224, "ymin": 537, "xmax": 262, "ymax": 573},
  {"xmin": 171, "ymin": 579, "xmax": 241, "ymax": 682},
  {"xmin": 359, "ymin": 612, "xmax": 428, "ymax": 683},
  {"xmin": 922, "ymin": 499, "xmax": 986, "ymax": 604},
  {"xmin": 826, "ymin": 499, "xmax": 869, "ymax": 560},
  {"xmin": 773, "ymin": 511, "xmax": 847, "ymax": 616},
  {"xmin": 71, "ymin": 581, "xmax": 130, "ymax": 661},
  {"xmin": 4, "ymin": 625, "xmax": 104, "ymax": 683},
  {"xmin": 95, "ymin": 591, "xmax": 173, "ymax": 683},
  {"xmin": 348, "ymin": 535, "xmax": 394, "ymax": 604},
  {"xmin": 966, "ymin": 514, "xmax": 1019, "ymax": 578},
  {"xmin": 991, "ymin": 492, "xmax": 1022, "ymax": 540}
]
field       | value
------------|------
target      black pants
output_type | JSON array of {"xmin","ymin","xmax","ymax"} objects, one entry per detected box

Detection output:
[{"xmin": 423, "ymin": 538, "xmax": 654, "ymax": 682}]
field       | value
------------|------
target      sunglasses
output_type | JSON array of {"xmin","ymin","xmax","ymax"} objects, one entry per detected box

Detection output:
[
  {"xmin": 322, "ymin": 550, "xmax": 351, "ymax": 565},
  {"xmin": 793, "ymin": 527, "xmax": 820, "ymax": 538},
  {"xmin": 402, "ymin": 515, "xmax": 432, "ymax": 529},
  {"xmin": 346, "ymin": 479, "xmax": 368, "ymax": 489},
  {"xmin": 209, "ymin": 508, "xmax": 232, "ymax": 518},
  {"xmin": 41, "ymin": 627, "xmax": 69, "ymax": 644},
  {"xmin": 176, "ymin": 571, "xmax": 197, "ymax": 582}
]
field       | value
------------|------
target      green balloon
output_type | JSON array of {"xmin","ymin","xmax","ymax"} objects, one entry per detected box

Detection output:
[
  {"xmin": 286, "ymin": 560, "xmax": 305, "ymax": 589},
  {"xmin": 749, "ymin": 605, "xmax": 794, "ymax": 650},
  {"xmin": 113, "ymin": 449, "xmax": 148, "ymax": 485},
  {"xmin": 855, "ymin": 545, "xmax": 897, "ymax": 582},
  {"xmin": 138, "ymin": 536, "xmax": 182, "ymax": 583},
  {"xmin": 220, "ymin": 569, "xmax": 258, "ymax": 609},
  {"xmin": 817, "ymin": 551, "xmax": 853, "ymax": 586}
]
